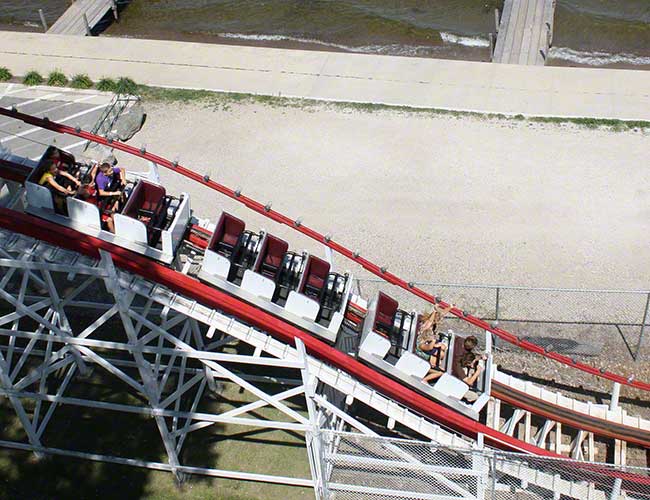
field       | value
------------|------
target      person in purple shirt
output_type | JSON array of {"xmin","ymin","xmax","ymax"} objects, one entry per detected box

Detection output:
[
  {"xmin": 96, "ymin": 160, "xmax": 126, "ymax": 197},
  {"xmin": 95, "ymin": 158, "xmax": 126, "ymax": 211}
]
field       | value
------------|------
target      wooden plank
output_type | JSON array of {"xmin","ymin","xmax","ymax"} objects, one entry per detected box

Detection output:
[
  {"xmin": 518, "ymin": 0, "xmax": 539, "ymax": 65},
  {"xmin": 494, "ymin": 0, "xmax": 518, "ymax": 63},
  {"xmin": 493, "ymin": 0, "xmax": 556, "ymax": 66},
  {"xmin": 48, "ymin": 0, "xmax": 113, "ymax": 36},
  {"xmin": 492, "ymin": 0, "xmax": 515, "ymax": 61},
  {"xmin": 524, "ymin": 0, "xmax": 546, "ymax": 65},
  {"xmin": 508, "ymin": 0, "xmax": 532, "ymax": 64},
  {"xmin": 530, "ymin": 0, "xmax": 546, "ymax": 64}
]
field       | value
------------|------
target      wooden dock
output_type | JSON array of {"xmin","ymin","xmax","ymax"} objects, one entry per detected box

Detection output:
[
  {"xmin": 48, "ymin": 0, "xmax": 117, "ymax": 36},
  {"xmin": 493, "ymin": 0, "xmax": 556, "ymax": 66}
]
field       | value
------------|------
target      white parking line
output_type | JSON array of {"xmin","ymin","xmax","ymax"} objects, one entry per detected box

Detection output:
[
  {"xmin": 0, "ymin": 84, "xmax": 15, "ymax": 99},
  {"xmin": 2, "ymin": 85, "xmax": 37, "ymax": 97},
  {"xmin": 0, "ymin": 94, "xmax": 97, "ymax": 128},
  {"xmin": 0, "ymin": 102, "xmax": 110, "ymax": 144},
  {"xmin": 0, "ymin": 91, "xmax": 63, "ymax": 110}
]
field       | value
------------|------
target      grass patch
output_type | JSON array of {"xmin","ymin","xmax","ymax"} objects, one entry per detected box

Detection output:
[
  {"xmin": 47, "ymin": 69, "xmax": 68, "ymax": 87},
  {"xmin": 70, "ymin": 73, "xmax": 93, "ymax": 89},
  {"xmin": 115, "ymin": 77, "xmax": 138, "ymax": 95},
  {"xmin": 0, "ymin": 329, "xmax": 312, "ymax": 500},
  {"xmin": 23, "ymin": 70, "xmax": 44, "ymax": 86},
  {"xmin": 136, "ymin": 85, "xmax": 650, "ymax": 132},
  {"xmin": 96, "ymin": 77, "xmax": 117, "ymax": 92},
  {"xmin": 0, "ymin": 67, "xmax": 12, "ymax": 82}
]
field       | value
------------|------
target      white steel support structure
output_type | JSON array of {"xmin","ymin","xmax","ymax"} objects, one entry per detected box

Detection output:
[
  {"xmin": 0, "ymin": 230, "xmax": 469, "ymax": 497},
  {"xmin": 0, "ymin": 228, "xmax": 645, "ymax": 500}
]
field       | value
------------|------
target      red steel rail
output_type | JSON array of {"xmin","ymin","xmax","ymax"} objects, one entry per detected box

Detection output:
[
  {"xmin": 2, "ymin": 209, "xmax": 650, "ymax": 495},
  {"xmin": 0, "ymin": 208, "xmax": 546, "ymax": 455},
  {"xmin": 0, "ymin": 106, "xmax": 647, "ymax": 394}
]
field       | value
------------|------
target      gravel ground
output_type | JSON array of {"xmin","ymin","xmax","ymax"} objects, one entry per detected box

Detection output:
[{"xmin": 108, "ymin": 99, "xmax": 650, "ymax": 460}]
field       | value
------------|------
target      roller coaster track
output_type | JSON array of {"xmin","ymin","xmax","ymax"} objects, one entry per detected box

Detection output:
[
  {"xmin": 1, "ymin": 214, "xmax": 649, "ymax": 500},
  {"xmin": 0, "ymin": 107, "xmax": 649, "ymax": 497},
  {"xmin": 2, "ymin": 107, "xmax": 650, "ymax": 454},
  {"xmin": 0, "ymin": 105, "xmax": 646, "ymax": 394},
  {"xmin": 6, "ymin": 146, "xmax": 645, "ymax": 461}
]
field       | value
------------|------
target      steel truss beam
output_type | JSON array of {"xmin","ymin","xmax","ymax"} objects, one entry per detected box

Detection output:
[
  {"xmin": 0, "ymin": 229, "xmax": 628, "ymax": 500},
  {"xmin": 0, "ymin": 245, "xmax": 382, "ymax": 494}
]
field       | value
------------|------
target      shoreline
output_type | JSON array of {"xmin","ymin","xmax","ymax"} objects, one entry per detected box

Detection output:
[
  {"xmin": 2, "ymin": 30, "xmax": 649, "ymax": 121},
  {"xmin": 2, "ymin": 19, "xmax": 649, "ymax": 72}
]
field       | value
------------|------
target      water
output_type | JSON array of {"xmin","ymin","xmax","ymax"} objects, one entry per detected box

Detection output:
[{"xmin": 2, "ymin": 0, "xmax": 649, "ymax": 68}]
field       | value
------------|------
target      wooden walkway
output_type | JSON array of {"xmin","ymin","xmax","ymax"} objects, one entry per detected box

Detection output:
[
  {"xmin": 48, "ymin": 0, "xmax": 116, "ymax": 36},
  {"xmin": 493, "ymin": 0, "xmax": 556, "ymax": 66}
]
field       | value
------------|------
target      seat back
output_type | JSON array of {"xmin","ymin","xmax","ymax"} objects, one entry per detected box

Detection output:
[
  {"xmin": 373, "ymin": 292, "xmax": 398, "ymax": 335},
  {"xmin": 254, "ymin": 234, "xmax": 289, "ymax": 279},
  {"xmin": 451, "ymin": 335, "xmax": 467, "ymax": 380},
  {"xmin": 27, "ymin": 146, "xmax": 72, "ymax": 184},
  {"xmin": 298, "ymin": 255, "xmax": 330, "ymax": 298},
  {"xmin": 120, "ymin": 180, "xmax": 167, "ymax": 246},
  {"xmin": 121, "ymin": 180, "xmax": 166, "ymax": 219},
  {"xmin": 208, "ymin": 212, "xmax": 245, "ymax": 256}
]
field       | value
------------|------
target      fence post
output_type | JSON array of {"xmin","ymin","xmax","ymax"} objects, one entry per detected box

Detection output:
[
  {"xmin": 490, "ymin": 451, "xmax": 497, "ymax": 500},
  {"xmin": 494, "ymin": 287, "xmax": 500, "ymax": 323},
  {"xmin": 634, "ymin": 292, "xmax": 650, "ymax": 361},
  {"xmin": 609, "ymin": 382, "xmax": 620, "ymax": 411},
  {"xmin": 609, "ymin": 477, "xmax": 622, "ymax": 500},
  {"xmin": 83, "ymin": 12, "xmax": 92, "ymax": 36},
  {"xmin": 38, "ymin": 9, "xmax": 48, "ymax": 31},
  {"xmin": 489, "ymin": 33, "xmax": 495, "ymax": 60}
]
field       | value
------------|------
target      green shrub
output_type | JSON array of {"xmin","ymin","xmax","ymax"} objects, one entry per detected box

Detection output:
[
  {"xmin": 0, "ymin": 67, "xmax": 12, "ymax": 82},
  {"xmin": 96, "ymin": 77, "xmax": 117, "ymax": 92},
  {"xmin": 70, "ymin": 73, "xmax": 93, "ymax": 89},
  {"xmin": 115, "ymin": 77, "xmax": 138, "ymax": 95},
  {"xmin": 23, "ymin": 70, "xmax": 44, "ymax": 86},
  {"xmin": 47, "ymin": 69, "xmax": 68, "ymax": 87}
]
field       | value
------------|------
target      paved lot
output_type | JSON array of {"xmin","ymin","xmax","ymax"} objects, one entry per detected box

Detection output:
[{"xmin": 0, "ymin": 83, "xmax": 115, "ymax": 161}]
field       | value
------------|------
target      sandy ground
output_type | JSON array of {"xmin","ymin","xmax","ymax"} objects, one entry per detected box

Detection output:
[
  {"xmin": 121, "ymin": 101, "xmax": 650, "ymax": 291},
  {"xmin": 112, "ymin": 101, "xmax": 650, "ymax": 440}
]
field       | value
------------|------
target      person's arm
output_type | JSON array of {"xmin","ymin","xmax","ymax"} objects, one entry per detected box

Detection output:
[
  {"xmin": 46, "ymin": 176, "xmax": 73, "ymax": 195},
  {"xmin": 98, "ymin": 187, "xmax": 121, "ymax": 197},
  {"xmin": 60, "ymin": 171, "xmax": 81, "ymax": 186},
  {"xmin": 118, "ymin": 167, "xmax": 126, "ymax": 183},
  {"xmin": 87, "ymin": 164, "xmax": 98, "ymax": 183},
  {"xmin": 463, "ymin": 365, "xmax": 482, "ymax": 386},
  {"xmin": 435, "ymin": 303, "xmax": 454, "ymax": 317}
]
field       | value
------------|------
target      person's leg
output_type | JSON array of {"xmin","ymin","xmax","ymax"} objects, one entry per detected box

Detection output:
[
  {"xmin": 438, "ymin": 344, "xmax": 448, "ymax": 364},
  {"xmin": 106, "ymin": 216, "xmax": 115, "ymax": 233},
  {"xmin": 423, "ymin": 369, "xmax": 444, "ymax": 384}
]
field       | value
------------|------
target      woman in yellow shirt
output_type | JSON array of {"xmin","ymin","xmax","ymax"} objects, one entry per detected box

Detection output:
[{"xmin": 39, "ymin": 161, "xmax": 80, "ymax": 212}]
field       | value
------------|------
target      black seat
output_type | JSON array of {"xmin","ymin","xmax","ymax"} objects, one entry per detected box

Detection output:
[
  {"xmin": 316, "ymin": 273, "xmax": 347, "ymax": 324},
  {"xmin": 272, "ymin": 252, "xmax": 305, "ymax": 305},
  {"xmin": 227, "ymin": 230, "xmax": 262, "ymax": 284}
]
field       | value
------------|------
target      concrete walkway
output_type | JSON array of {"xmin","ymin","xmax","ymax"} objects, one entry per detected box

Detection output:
[{"xmin": 1, "ymin": 31, "xmax": 650, "ymax": 120}]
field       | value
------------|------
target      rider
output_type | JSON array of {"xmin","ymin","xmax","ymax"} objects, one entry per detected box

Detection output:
[
  {"xmin": 417, "ymin": 303, "xmax": 454, "ymax": 384},
  {"xmin": 39, "ymin": 160, "xmax": 80, "ymax": 213},
  {"xmin": 95, "ymin": 157, "xmax": 126, "ymax": 211}
]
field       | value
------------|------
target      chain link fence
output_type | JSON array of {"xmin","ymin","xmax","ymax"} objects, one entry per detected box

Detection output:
[
  {"xmin": 317, "ymin": 430, "xmax": 650, "ymax": 500},
  {"xmin": 353, "ymin": 278, "xmax": 650, "ymax": 360}
]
